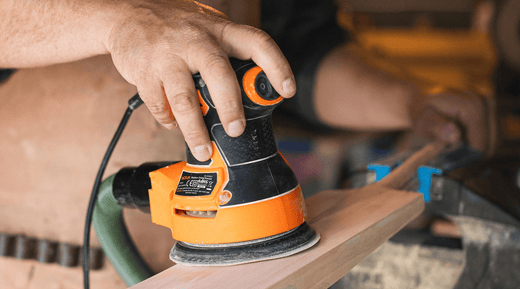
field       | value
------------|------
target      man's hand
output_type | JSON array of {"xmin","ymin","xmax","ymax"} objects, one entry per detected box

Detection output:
[
  {"xmin": 402, "ymin": 91, "xmax": 496, "ymax": 156},
  {"xmin": 108, "ymin": 0, "xmax": 296, "ymax": 161},
  {"xmin": 0, "ymin": 0, "xmax": 296, "ymax": 161}
]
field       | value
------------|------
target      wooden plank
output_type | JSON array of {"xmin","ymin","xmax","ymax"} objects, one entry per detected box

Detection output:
[
  {"xmin": 132, "ymin": 188, "xmax": 422, "ymax": 289},
  {"xmin": 132, "ymin": 143, "xmax": 445, "ymax": 289}
]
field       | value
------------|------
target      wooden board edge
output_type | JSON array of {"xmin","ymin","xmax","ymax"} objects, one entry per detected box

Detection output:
[{"xmin": 271, "ymin": 193, "xmax": 424, "ymax": 289}]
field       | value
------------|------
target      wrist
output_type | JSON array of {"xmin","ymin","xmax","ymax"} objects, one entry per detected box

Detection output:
[{"xmin": 97, "ymin": 1, "xmax": 130, "ymax": 55}]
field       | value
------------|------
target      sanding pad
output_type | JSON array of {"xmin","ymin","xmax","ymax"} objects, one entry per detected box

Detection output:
[{"xmin": 170, "ymin": 222, "xmax": 320, "ymax": 266}]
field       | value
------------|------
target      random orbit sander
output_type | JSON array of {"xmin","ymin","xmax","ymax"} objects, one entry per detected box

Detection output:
[
  {"xmin": 147, "ymin": 59, "xmax": 320, "ymax": 266},
  {"xmin": 85, "ymin": 59, "xmax": 321, "ymax": 287}
]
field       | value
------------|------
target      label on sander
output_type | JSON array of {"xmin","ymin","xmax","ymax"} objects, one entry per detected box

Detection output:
[{"xmin": 175, "ymin": 171, "xmax": 217, "ymax": 196}]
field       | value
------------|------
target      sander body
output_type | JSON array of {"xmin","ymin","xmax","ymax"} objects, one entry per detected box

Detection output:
[{"xmin": 147, "ymin": 59, "xmax": 320, "ymax": 266}]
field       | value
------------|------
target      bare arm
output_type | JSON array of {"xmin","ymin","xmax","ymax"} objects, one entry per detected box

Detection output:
[
  {"xmin": 314, "ymin": 44, "xmax": 491, "ymax": 154},
  {"xmin": 0, "ymin": 1, "xmax": 115, "ymax": 67},
  {"xmin": 314, "ymin": 44, "xmax": 415, "ymax": 131},
  {"xmin": 0, "ymin": 0, "xmax": 296, "ymax": 161}
]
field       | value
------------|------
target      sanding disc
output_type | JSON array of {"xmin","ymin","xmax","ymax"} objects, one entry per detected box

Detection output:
[{"xmin": 170, "ymin": 222, "xmax": 320, "ymax": 266}]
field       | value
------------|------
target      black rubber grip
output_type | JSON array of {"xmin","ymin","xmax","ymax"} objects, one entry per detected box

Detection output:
[{"xmin": 211, "ymin": 116, "xmax": 277, "ymax": 166}]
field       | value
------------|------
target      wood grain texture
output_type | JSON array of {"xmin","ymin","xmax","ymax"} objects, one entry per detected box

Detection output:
[{"xmin": 131, "ymin": 143, "xmax": 448, "ymax": 289}]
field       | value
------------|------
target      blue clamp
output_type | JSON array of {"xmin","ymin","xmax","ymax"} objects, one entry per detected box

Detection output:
[
  {"xmin": 366, "ymin": 164, "xmax": 391, "ymax": 182},
  {"xmin": 417, "ymin": 166, "xmax": 442, "ymax": 202}
]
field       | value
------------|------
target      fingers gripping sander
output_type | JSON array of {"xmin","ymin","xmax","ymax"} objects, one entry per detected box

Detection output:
[{"xmin": 148, "ymin": 59, "xmax": 320, "ymax": 266}]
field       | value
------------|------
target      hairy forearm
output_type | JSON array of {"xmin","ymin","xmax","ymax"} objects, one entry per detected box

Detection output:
[
  {"xmin": 0, "ymin": 0, "xmax": 296, "ymax": 162},
  {"xmin": 0, "ymin": 0, "xmax": 118, "ymax": 68}
]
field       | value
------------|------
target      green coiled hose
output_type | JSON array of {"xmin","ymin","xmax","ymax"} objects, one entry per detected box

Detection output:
[{"xmin": 93, "ymin": 174, "xmax": 153, "ymax": 286}]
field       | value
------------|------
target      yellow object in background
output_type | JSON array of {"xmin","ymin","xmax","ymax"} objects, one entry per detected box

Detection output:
[{"xmin": 337, "ymin": 8, "xmax": 497, "ymax": 97}]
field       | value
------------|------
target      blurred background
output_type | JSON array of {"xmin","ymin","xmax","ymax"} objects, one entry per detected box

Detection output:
[{"xmin": 1, "ymin": 0, "xmax": 520, "ymax": 288}]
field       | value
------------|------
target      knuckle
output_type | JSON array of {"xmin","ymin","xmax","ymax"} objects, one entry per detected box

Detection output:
[
  {"xmin": 147, "ymin": 103, "xmax": 174, "ymax": 124},
  {"xmin": 202, "ymin": 53, "xmax": 230, "ymax": 75},
  {"xmin": 183, "ymin": 128, "xmax": 207, "ymax": 141},
  {"xmin": 217, "ymin": 102, "xmax": 242, "ymax": 117},
  {"xmin": 183, "ymin": 24, "xmax": 207, "ymax": 42},
  {"xmin": 251, "ymin": 29, "xmax": 276, "ymax": 50},
  {"xmin": 271, "ymin": 59, "xmax": 289, "ymax": 75},
  {"xmin": 219, "ymin": 21, "xmax": 235, "ymax": 36},
  {"xmin": 146, "ymin": 101, "xmax": 169, "ymax": 115},
  {"xmin": 169, "ymin": 91, "xmax": 198, "ymax": 113}
]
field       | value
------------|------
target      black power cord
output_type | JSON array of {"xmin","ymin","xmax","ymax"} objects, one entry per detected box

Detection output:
[{"xmin": 83, "ymin": 93, "xmax": 144, "ymax": 289}]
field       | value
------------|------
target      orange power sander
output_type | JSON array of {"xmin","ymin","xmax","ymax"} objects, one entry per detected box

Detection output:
[
  {"xmin": 84, "ymin": 60, "xmax": 320, "ymax": 286},
  {"xmin": 147, "ymin": 59, "xmax": 320, "ymax": 266}
]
